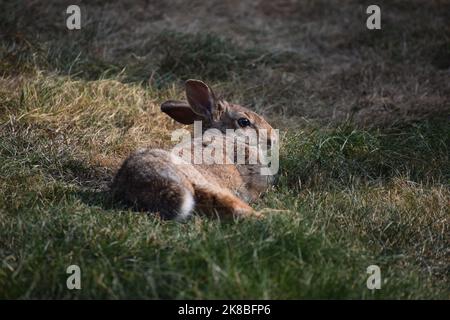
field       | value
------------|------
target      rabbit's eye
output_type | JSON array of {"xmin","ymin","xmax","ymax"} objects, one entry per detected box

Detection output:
[{"xmin": 237, "ymin": 118, "xmax": 251, "ymax": 128}]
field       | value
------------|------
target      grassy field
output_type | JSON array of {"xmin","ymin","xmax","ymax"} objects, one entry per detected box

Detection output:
[{"xmin": 0, "ymin": 0, "xmax": 449, "ymax": 299}]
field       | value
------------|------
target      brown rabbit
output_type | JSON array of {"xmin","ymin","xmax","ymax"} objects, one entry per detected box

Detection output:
[{"xmin": 112, "ymin": 80, "xmax": 278, "ymax": 220}]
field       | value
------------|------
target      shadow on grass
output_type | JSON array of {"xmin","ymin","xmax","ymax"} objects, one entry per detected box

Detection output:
[
  {"xmin": 0, "ymin": 1, "xmax": 313, "ymax": 87},
  {"xmin": 1, "ymin": 28, "xmax": 307, "ymax": 88},
  {"xmin": 74, "ymin": 188, "xmax": 124, "ymax": 211}
]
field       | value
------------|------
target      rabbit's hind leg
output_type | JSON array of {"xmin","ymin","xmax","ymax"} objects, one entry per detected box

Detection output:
[
  {"xmin": 193, "ymin": 185, "xmax": 260, "ymax": 219},
  {"xmin": 124, "ymin": 177, "xmax": 195, "ymax": 221},
  {"xmin": 112, "ymin": 149, "xmax": 196, "ymax": 220}
]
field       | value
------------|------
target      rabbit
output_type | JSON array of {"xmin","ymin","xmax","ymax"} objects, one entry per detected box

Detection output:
[{"xmin": 111, "ymin": 79, "xmax": 278, "ymax": 220}]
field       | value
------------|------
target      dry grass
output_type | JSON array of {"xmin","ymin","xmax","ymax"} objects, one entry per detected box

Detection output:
[{"xmin": 2, "ymin": 0, "xmax": 448, "ymax": 124}]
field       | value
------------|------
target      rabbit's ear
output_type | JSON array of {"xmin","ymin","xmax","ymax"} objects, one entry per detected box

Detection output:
[
  {"xmin": 185, "ymin": 79, "xmax": 216, "ymax": 119},
  {"xmin": 161, "ymin": 100, "xmax": 204, "ymax": 125}
]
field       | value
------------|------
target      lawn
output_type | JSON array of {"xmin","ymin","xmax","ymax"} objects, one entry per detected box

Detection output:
[{"xmin": 0, "ymin": 0, "xmax": 449, "ymax": 299}]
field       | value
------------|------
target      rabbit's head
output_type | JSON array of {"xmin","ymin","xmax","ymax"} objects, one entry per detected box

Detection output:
[{"xmin": 161, "ymin": 80, "xmax": 277, "ymax": 148}]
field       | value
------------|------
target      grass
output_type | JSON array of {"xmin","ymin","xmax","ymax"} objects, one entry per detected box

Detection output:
[
  {"xmin": 281, "ymin": 122, "xmax": 449, "ymax": 188},
  {"xmin": 0, "ymin": 0, "xmax": 449, "ymax": 299}
]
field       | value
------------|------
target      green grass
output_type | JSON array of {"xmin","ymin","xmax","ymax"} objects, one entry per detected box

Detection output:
[
  {"xmin": 1, "ymin": 0, "xmax": 449, "ymax": 299},
  {"xmin": 281, "ymin": 122, "xmax": 449, "ymax": 188},
  {"xmin": 0, "ymin": 199, "xmax": 443, "ymax": 299}
]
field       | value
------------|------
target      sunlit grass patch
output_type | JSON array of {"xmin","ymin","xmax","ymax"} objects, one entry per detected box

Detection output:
[{"xmin": 0, "ymin": 74, "xmax": 183, "ymax": 161}]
